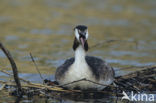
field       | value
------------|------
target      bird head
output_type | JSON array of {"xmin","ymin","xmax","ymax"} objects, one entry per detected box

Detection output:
[{"xmin": 74, "ymin": 25, "xmax": 89, "ymax": 50}]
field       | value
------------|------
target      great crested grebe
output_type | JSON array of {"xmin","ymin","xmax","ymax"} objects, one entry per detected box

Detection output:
[{"xmin": 55, "ymin": 25, "xmax": 114, "ymax": 90}]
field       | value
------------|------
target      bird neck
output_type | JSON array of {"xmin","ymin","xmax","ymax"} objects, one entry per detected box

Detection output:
[{"xmin": 74, "ymin": 45, "xmax": 86, "ymax": 64}]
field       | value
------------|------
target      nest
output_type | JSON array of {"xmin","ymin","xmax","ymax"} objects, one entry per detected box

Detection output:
[{"xmin": 0, "ymin": 42, "xmax": 155, "ymax": 100}]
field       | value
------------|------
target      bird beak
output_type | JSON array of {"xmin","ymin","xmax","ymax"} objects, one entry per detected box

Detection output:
[{"xmin": 80, "ymin": 37, "xmax": 86, "ymax": 48}]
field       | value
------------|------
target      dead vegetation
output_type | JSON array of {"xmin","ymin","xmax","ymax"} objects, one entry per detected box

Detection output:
[{"xmin": 0, "ymin": 42, "xmax": 155, "ymax": 100}]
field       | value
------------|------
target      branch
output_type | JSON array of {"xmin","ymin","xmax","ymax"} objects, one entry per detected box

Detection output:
[
  {"xmin": 0, "ymin": 70, "xmax": 30, "ymax": 83},
  {"xmin": 54, "ymin": 78, "xmax": 115, "ymax": 88},
  {"xmin": 0, "ymin": 42, "xmax": 22, "ymax": 96},
  {"xmin": 0, "ymin": 84, "xmax": 5, "ymax": 91},
  {"xmin": 29, "ymin": 53, "xmax": 44, "ymax": 82},
  {"xmin": 90, "ymin": 39, "xmax": 138, "ymax": 49}
]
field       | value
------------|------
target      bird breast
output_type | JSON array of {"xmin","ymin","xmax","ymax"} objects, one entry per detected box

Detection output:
[{"xmin": 58, "ymin": 59, "xmax": 97, "ymax": 89}]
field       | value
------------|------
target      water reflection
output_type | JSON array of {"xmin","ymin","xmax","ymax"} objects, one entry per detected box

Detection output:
[
  {"xmin": 106, "ymin": 59, "xmax": 156, "ymax": 66},
  {"xmin": 30, "ymin": 29, "xmax": 53, "ymax": 35},
  {"xmin": 110, "ymin": 51, "xmax": 148, "ymax": 57},
  {"xmin": 0, "ymin": 16, "xmax": 12, "ymax": 23},
  {"xmin": 13, "ymin": 93, "xmax": 117, "ymax": 103},
  {"xmin": 82, "ymin": 17, "xmax": 131, "ymax": 26},
  {"xmin": 18, "ymin": 44, "xmax": 28, "ymax": 49},
  {"xmin": 5, "ymin": 35, "xmax": 19, "ymax": 41}
]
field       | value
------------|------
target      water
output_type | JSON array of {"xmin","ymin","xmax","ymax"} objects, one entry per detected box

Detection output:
[{"xmin": 0, "ymin": 0, "xmax": 156, "ymax": 102}]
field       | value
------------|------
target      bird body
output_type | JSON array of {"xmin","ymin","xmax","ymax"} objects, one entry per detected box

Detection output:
[{"xmin": 55, "ymin": 25, "xmax": 114, "ymax": 90}]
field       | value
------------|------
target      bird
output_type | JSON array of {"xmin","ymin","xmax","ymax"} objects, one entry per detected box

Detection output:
[{"xmin": 55, "ymin": 25, "xmax": 115, "ymax": 90}]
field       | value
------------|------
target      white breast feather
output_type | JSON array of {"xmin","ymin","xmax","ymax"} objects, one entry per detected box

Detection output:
[{"xmin": 58, "ymin": 46, "xmax": 112, "ymax": 90}]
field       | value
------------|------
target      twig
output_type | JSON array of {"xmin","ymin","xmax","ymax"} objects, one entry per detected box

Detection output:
[
  {"xmin": 0, "ymin": 42, "xmax": 22, "ymax": 96},
  {"xmin": 54, "ymin": 78, "xmax": 116, "ymax": 88},
  {"xmin": 115, "ymin": 66, "xmax": 156, "ymax": 80},
  {"xmin": 0, "ymin": 70, "xmax": 30, "ymax": 83},
  {"xmin": 0, "ymin": 84, "xmax": 5, "ymax": 91},
  {"xmin": 0, "ymin": 80, "xmax": 75, "ymax": 92},
  {"xmin": 56, "ymin": 78, "xmax": 86, "ymax": 87},
  {"xmin": 119, "ymin": 65, "xmax": 156, "ymax": 71},
  {"xmin": 84, "ymin": 79, "xmax": 115, "ymax": 88},
  {"xmin": 114, "ymin": 83, "xmax": 118, "ymax": 103},
  {"xmin": 90, "ymin": 39, "xmax": 138, "ymax": 49},
  {"xmin": 90, "ymin": 39, "xmax": 119, "ymax": 49},
  {"xmin": 29, "ymin": 52, "xmax": 44, "ymax": 82}
]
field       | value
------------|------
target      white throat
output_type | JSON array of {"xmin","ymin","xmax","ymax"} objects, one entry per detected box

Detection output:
[{"xmin": 74, "ymin": 45, "xmax": 86, "ymax": 64}]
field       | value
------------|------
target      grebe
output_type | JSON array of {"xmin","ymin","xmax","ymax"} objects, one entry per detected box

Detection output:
[{"xmin": 55, "ymin": 25, "xmax": 114, "ymax": 90}]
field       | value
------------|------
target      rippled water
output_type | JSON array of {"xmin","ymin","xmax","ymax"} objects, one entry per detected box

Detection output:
[{"xmin": 0, "ymin": 0, "xmax": 156, "ymax": 102}]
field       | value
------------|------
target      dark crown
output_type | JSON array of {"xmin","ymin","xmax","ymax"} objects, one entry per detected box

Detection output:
[{"xmin": 74, "ymin": 25, "xmax": 88, "ymax": 31}]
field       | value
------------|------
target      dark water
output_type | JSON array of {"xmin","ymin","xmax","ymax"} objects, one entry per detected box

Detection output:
[{"xmin": 0, "ymin": 0, "xmax": 156, "ymax": 102}]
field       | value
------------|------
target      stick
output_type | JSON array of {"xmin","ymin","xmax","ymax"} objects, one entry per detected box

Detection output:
[
  {"xmin": 54, "ymin": 78, "xmax": 115, "ymax": 88},
  {"xmin": 56, "ymin": 78, "xmax": 86, "ymax": 87},
  {"xmin": 90, "ymin": 39, "xmax": 119, "ymax": 49},
  {"xmin": 0, "ymin": 84, "xmax": 5, "ymax": 91},
  {"xmin": 0, "ymin": 70, "xmax": 30, "ymax": 83},
  {"xmin": 90, "ymin": 39, "xmax": 138, "ymax": 49},
  {"xmin": 0, "ymin": 42, "xmax": 22, "ymax": 95},
  {"xmin": 0, "ymin": 80, "xmax": 76, "ymax": 92},
  {"xmin": 118, "ymin": 65, "xmax": 156, "ymax": 71},
  {"xmin": 29, "ymin": 53, "xmax": 44, "ymax": 82}
]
